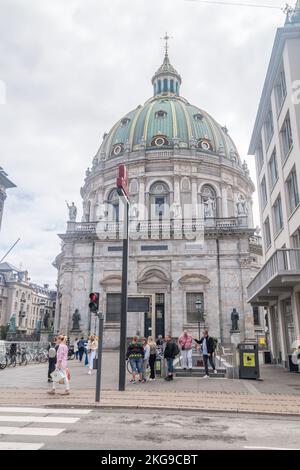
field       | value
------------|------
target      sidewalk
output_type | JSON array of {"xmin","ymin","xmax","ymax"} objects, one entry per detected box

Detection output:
[{"xmin": 0, "ymin": 352, "xmax": 299, "ymax": 416}]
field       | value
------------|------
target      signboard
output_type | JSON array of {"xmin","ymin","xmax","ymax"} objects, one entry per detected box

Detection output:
[
  {"xmin": 243, "ymin": 353, "xmax": 255, "ymax": 368},
  {"xmin": 259, "ymin": 338, "xmax": 266, "ymax": 346},
  {"xmin": 128, "ymin": 297, "xmax": 150, "ymax": 313}
]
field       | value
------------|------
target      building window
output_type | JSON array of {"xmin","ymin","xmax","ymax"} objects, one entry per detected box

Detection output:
[
  {"xmin": 268, "ymin": 149, "xmax": 278, "ymax": 189},
  {"xmin": 292, "ymin": 227, "xmax": 300, "ymax": 248},
  {"xmin": 260, "ymin": 176, "xmax": 268, "ymax": 209},
  {"xmin": 163, "ymin": 79, "xmax": 168, "ymax": 92},
  {"xmin": 273, "ymin": 195, "xmax": 283, "ymax": 235},
  {"xmin": 275, "ymin": 67, "xmax": 287, "ymax": 112},
  {"xmin": 263, "ymin": 217, "xmax": 272, "ymax": 249},
  {"xmin": 186, "ymin": 293, "xmax": 204, "ymax": 323},
  {"xmin": 108, "ymin": 189, "xmax": 119, "ymax": 222},
  {"xmin": 253, "ymin": 307, "xmax": 260, "ymax": 326},
  {"xmin": 264, "ymin": 106, "xmax": 274, "ymax": 147},
  {"xmin": 286, "ymin": 166, "xmax": 299, "ymax": 214},
  {"xmin": 255, "ymin": 139, "xmax": 264, "ymax": 172},
  {"xmin": 280, "ymin": 113, "xmax": 293, "ymax": 159},
  {"xmin": 106, "ymin": 293, "xmax": 121, "ymax": 322},
  {"xmin": 150, "ymin": 182, "xmax": 170, "ymax": 218},
  {"xmin": 155, "ymin": 110, "xmax": 167, "ymax": 119}
]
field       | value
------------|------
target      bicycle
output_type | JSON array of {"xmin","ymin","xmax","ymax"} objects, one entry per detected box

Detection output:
[
  {"xmin": 16, "ymin": 347, "xmax": 28, "ymax": 366},
  {"xmin": 0, "ymin": 353, "xmax": 7, "ymax": 370}
]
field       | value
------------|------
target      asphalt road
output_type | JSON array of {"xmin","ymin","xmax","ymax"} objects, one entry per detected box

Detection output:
[{"xmin": 0, "ymin": 407, "xmax": 299, "ymax": 451}]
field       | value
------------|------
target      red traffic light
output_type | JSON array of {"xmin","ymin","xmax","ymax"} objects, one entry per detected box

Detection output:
[
  {"xmin": 89, "ymin": 293, "xmax": 97, "ymax": 302},
  {"xmin": 89, "ymin": 292, "xmax": 99, "ymax": 312}
]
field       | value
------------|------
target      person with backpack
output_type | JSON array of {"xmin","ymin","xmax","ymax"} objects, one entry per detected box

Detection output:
[
  {"xmin": 48, "ymin": 335, "xmax": 70, "ymax": 396},
  {"xmin": 47, "ymin": 337, "xmax": 58, "ymax": 383},
  {"xmin": 195, "ymin": 329, "xmax": 218, "ymax": 378},
  {"xmin": 178, "ymin": 330, "xmax": 194, "ymax": 371},
  {"xmin": 77, "ymin": 337, "xmax": 85, "ymax": 362},
  {"xmin": 164, "ymin": 335, "xmax": 179, "ymax": 381},
  {"xmin": 126, "ymin": 336, "xmax": 144, "ymax": 384}
]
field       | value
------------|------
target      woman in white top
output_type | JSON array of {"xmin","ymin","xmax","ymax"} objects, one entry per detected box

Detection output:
[{"xmin": 87, "ymin": 335, "xmax": 98, "ymax": 375}]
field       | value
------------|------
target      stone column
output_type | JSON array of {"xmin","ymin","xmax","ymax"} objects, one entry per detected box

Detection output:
[
  {"xmin": 138, "ymin": 177, "xmax": 145, "ymax": 220},
  {"xmin": 291, "ymin": 291, "xmax": 300, "ymax": 342},
  {"xmin": 277, "ymin": 300, "xmax": 288, "ymax": 365},
  {"xmin": 191, "ymin": 178, "xmax": 198, "ymax": 218}
]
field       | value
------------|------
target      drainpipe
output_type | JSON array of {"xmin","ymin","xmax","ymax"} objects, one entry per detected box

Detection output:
[{"xmin": 88, "ymin": 240, "xmax": 96, "ymax": 334}]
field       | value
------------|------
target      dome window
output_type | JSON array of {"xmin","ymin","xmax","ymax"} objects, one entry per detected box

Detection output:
[
  {"xmin": 155, "ymin": 110, "xmax": 167, "ymax": 119},
  {"xmin": 197, "ymin": 139, "xmax": 213, "ymax": 152},
  {"xmin": 121, "ymin": 118, "xmax": 130, "ymax": 127},
  {"xmin": 194, "ymin": 113, "xmax": 204, "ymax": 121},
  {"xmin": 151, "ymin": 135, "xmax": 170, "ymax": 147},
  {"xmin": 111, "ymin": 143, "xmax": 124, "ymax": 156}
]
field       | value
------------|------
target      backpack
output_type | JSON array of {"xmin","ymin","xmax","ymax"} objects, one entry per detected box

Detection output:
[
  {"xmin": 173, "ymin": 343, "xmax": 180, "ymax": 356},
  {"xmin": 48, "ymin": 347, "xmax": 56, "ymax": 359}
]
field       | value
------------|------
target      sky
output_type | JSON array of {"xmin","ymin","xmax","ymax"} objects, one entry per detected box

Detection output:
[{"xmin": 0, "ymin": 0, "xmax": 286, "ymax": 288}]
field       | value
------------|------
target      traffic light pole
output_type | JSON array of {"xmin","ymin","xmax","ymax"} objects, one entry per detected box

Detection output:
[
  {"xmin": 95, "ymin": 311, "xmax": 104, "ymax": 403},
  {"xmin": 118, "ymin": 193, "xmax": 129, "ymax": 391}
]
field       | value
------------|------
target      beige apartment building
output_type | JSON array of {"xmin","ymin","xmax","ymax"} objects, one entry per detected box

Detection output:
[{"xmin": 247, "ymin": 3, "xmax": 300, "ymax": 367}]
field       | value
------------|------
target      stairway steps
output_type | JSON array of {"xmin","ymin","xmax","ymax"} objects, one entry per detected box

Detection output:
[{"xmin": 175, "ymin": 368, "xmax": 226, "ymax": 378}]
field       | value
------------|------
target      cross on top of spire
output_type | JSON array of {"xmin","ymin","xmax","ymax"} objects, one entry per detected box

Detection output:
[{"xmin": 161, "ymin": 32, "xmax": 173, "ymax": 56}]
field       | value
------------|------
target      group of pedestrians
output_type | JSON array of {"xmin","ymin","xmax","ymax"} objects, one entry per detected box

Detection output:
[
  {"xmin": 126, "ymin": 329, "xmax": 217, "ymax": 384},
  {"xmin": 73, "ymin": 335, "xmax": 98, "ymax": 374}
]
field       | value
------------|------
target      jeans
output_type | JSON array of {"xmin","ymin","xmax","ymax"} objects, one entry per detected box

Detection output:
[
  {"xmin": 203, "ymin": 354, "xmax": 215, "ymax": 376},
  {"xmin": 166, "ymin": 357, "xmax": 174, "ymax": 374},
  {"xmin": 149, "ymin": 354, "xmax": 156, "ymax": 379},
  {"xmin": 181, "ymin": 349, "xmax": 193, "ymax": 369},
  {"xmin": 129, "ymin": 358, "xmax": 143, "ymax": 374},
  {"xmin": 78, "ymin": 348, "xmax": 84, "ymax": 362}
]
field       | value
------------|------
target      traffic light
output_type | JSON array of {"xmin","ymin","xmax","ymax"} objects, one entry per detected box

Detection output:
[{"xmin": 89, "ymin": 292, "xmax": 99, "ymax": 313}]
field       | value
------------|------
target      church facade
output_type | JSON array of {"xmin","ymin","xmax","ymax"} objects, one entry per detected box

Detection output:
[{"xmin": 54, "ymin": 46, "xmax": 263, "ymax": 347}]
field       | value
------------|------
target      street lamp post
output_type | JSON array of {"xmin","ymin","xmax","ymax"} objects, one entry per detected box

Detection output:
[{"xmin": 195, "ymin": 297, "xmax": 204, "ymax": 340}]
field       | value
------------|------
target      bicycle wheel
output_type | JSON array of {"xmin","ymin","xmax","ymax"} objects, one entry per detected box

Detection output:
[
  {"xmin": 11, "ymin": 355, "xmax": 16, "ymax": 367},
  {"xmin": 0, "ymin": 356, "xmax": 7, "ymax": 369},
  {"xmin": 22, "ymin": 355, "xmax": 28, "ymax": 366},
  {"xmin": 127, "ymin": 360, "xmax": 133, "ymax": 375}
]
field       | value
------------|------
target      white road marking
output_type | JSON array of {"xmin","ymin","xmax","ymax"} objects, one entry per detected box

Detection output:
[
  {"xmin": 0, "ymin": 407, "xmax": 91, "ymax": 415},
  {"xmin": 0, "ymin": 415, "xmax": 79, "ymax": 424},
  {"xmin": 0, "ymin": 426, "xmax": 65, "ymax": 436},
  {"xmin": 244, "ymin": 446, "xmax": 300, "ymax": 451},
  {"xmin": 0, "ymin": 442, "xmax": 45, "ymax": 450}
]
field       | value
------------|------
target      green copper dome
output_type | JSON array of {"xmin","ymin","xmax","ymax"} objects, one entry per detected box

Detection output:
[{"xmin": 99, "ymin": 52, "xmax": 240, "ymax": 162}]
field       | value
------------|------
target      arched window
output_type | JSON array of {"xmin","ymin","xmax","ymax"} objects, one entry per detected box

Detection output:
[
  {"xmin": 201, "ymin": 185, "xmax": 217, "ymax": 219},
  {"xmin": 108, "ymin": 189, "xmax": 119, "ymax": 222},
  {"xmin": 150, "ymin": 182, "xmax": 170, "ymax": 218},
  {"xmin": 163, "ymin": 79, "xmax": 168, "ymax": 92}
]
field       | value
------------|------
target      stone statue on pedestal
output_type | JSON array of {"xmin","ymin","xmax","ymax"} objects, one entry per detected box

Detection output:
[
  {"xmin": 43, "ymin": 312, "xmax": 50, "ymax": 329},
  {"xmin": 8, "ymin": 314, "xmax": 16, "ymax": 333},
  {"xmin": 231, "ymin": 308, "xmax": 240, "ymax": 331},
  {"xmin": 66, "ymin": 201, "xmax": 77, "ymax": 221},
  {"xmin": 72, "ymin": 309, "xmax": 81, "ymax": 330}
]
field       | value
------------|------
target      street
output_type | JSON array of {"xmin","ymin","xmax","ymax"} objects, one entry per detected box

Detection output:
[{"xmin": 0, "ymin": 407, "xmax": 299, "ymax": 451}]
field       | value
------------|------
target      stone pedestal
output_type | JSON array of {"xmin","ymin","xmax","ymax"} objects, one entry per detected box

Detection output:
[
  {"xmin": 230, "ymin": 330, "xmax": 241, "ymax": 347},
  {"xmin": 40, "ymin": 329, "xmax": 50, "ymax": 344},
  {"xmin": 69, "ymin": 329, "xmax": 82, "ymax": 344}
]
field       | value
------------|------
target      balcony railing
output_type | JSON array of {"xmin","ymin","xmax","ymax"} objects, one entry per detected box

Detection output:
[
  {"xmin": 247, "ymin": 249, "xmax": 300, "ymax": 301},
  {"xmin": 65, "ymin": 217, "xmax": 250, "ymax": 240}
]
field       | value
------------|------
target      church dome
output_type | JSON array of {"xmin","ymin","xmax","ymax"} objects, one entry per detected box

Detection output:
[{"xmin": 98, "ymin": 48, "xmax": 240, "ymax": 162}]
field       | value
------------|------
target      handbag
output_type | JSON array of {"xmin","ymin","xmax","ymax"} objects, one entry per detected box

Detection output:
[{"xmin": 51, "ymin": 368, "xmax": 66, "ymax": 384}]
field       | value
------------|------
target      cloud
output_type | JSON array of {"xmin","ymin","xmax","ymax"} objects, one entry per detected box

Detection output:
[{"xmin": 0, "ymin": 0, "xmax": 285, "ymax": 286}]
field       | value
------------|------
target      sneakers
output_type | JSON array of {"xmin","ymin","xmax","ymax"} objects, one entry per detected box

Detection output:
[
  {"xmin": 214, "ymin": 369, "xmax": 218, "ymax": 374},
  {"xmin": 202, "ymin": 374, "xmax": 210, "ymax": 379},
  {"xmin": 149, "ymin": 378, "xmax": 156, "ymax": 381},
  {"xmin": 164, "ymin": 375, "xmax": 173, "ymax": 381},
  {"xmin": 47, "ymin": 390, "xmax": 55, "ymax": 395},
  {"xmin": 88, "ymin": 370, "xmax": 92, "ymax": 375}
]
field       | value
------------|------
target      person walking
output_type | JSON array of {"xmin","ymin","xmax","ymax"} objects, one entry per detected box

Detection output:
[
  {"xmin": 84, "ymin": 338, "xmax": 89, "ymax": 366},
  {"xmin": 77, "ymin": 337, "xmax": 85, "ymax": 362},
  {"xmin": 178, "ymin": 330, "xmax": 194, "ymax": 371},
  {"xmin": 47, "ymin": 337, "xmax": 58, "ymax": 383},
  {"xmin": 195, "ymin": 329, "xmax": 218, "ymax": 378},
  {"xmin": 48, "ymin": 335, "xmax": 70, "ymax": 395},
  {"xmin": 126, "ymin": 336, "xmax": 144, "ymax": 384},
  {"xmin": 87, "ymin": 335, "xmax": 98, "ymax": 375},
  {"xmin": 141, "ymin": 337, "xmax": 150, "ymax": 383},
  {"xmin": 148, "ymin": 336, "xmax": 157, "ymax": 381},
  {"xmin": 164, "ymin": 335, "xmax": 179, "ymax": 381},
  {"xmin": 73, "ymin": 337, "xmax": 79, "ymax": 360}
]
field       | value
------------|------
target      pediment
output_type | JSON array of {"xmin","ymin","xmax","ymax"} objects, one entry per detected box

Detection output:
[
  {"xmin": 179, "ymin": 274, "xmax": 210, "ymax": 285},
  {"xmin": 100, "ymin": 275, "xmax": 122, "ymax": 286},
  {"xmin": 138, "ymin": 269, "xmax": 171, "ymax": 285}
]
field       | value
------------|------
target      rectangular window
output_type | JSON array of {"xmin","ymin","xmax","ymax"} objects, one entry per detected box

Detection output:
[
  {"xmin": 255, "ymin": 139, "xmax": 264, "ymax": 172},
  {"xmin": 186, "ymin": 292, "xmax": 204, "ymax": 324},
  {"xmin": 268, "ymin": 149, "xmax": 278, "ymax": 189},
  {"xmin": 286, "ymin": 166, "xmax": 299, "ymax": 214},
  {"xmin": 106, "ymin": 293, "xmax": 121, "ymax": 322},
  {"xmin": 273, "ymin": 195, "xmax": 283, "ymax": 235},
  {"xmin": 280, "ymin": 113, "xmax": 293, "ymax": 159},
  {"xmin": 253, "ymin": 307, "xmax": 260, "ymax": 326},
  {"xmin": 275, "ymin": 67, "xmax": 287, "ymax": 112},
  {"xmin": 155, "ymin": 196, "xmax": 166, "ymax": 217},
  {"xmin": 264, "ymin": 106, "xmax": 274, "ymax": 147},
  {"xmin": 263, "ymin": 217, "xmax": 272, "ymax": 249},
  {"xmin": 260, "ymin": 176, "xmax": 268, "ymax": 208},
  {"xmin": 292, "ymin": 227, "xmax": 300, "ymax": 248}
]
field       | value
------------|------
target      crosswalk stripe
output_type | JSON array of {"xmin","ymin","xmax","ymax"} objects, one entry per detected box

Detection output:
[
  {"xmin": 0, "ymin": 407, "xmax": 91, "ymax": 415},
  {"xmin": 0, "ymin": 416, "xmax": 79, "ymax": 424},
  {"xmin": 0, "ymin": 442, "xmax": 45, "ymax": 450},
  {"xmin": 0, "ymin": 426, "xmax": 65, "ymax": 436}
]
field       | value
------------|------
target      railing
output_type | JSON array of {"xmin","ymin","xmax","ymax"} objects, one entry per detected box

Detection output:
[
  {"xmin": 247, "ymin": 249, "xmax": 300, "ymax": 300},
  {"xmin": 66, "ymin": 217, "xmax": 250, "ymax": 239}
]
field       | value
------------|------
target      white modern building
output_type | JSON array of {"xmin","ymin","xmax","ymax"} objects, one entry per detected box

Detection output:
[
  {"xmin": 247, "ymin": 3, "xmax": 300, "ymax": 367},
  {"xmin": 54, "ymin": 44, "xmax": 263, "ymax": 348}
]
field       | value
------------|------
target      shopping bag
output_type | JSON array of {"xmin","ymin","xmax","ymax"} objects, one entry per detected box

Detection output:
[{"xmin": 51, "ymin": 368, "xmax": 66, "ymax": 384}]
